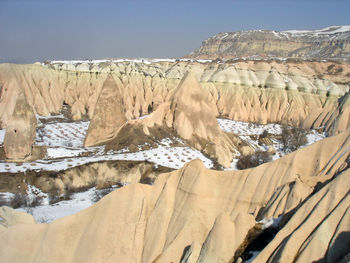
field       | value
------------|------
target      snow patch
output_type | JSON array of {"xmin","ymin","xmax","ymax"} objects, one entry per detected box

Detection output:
[
  {"xmin": 259, "ymin": 216, "xmax": 282, "ymax": 230},
  {"xmin": 0, "ymin": 129, "xmax": 5, "ymax": 144}
]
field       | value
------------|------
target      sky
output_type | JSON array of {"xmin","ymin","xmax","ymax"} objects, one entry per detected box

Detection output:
[{"xmin": 0, "ymin": 0, "xmax": 349, "ymax": 63}]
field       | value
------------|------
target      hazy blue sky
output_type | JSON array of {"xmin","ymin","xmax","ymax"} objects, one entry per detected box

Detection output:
[{"xmin": 1, "ymin": 0, "xmax": 349, "ymax": 63}]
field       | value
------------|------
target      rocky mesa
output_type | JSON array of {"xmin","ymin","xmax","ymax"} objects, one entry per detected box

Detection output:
[{"xmin": 188, "ymin": 25, "xmax": 350, "ymax": 60}]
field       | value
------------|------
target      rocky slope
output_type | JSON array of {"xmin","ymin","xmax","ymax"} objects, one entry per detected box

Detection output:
[
  {"xmin": 1, "ymin": 59, "xmax": 350, "ymax": 162},
  {"xmin": 114, "ymin": 72, "xmax": 240, "ymax": 167},
  {"xmin": 0, "ymin": 60, "xmax": 349, "ymax": 133},
  {"xmin": 188, "ymin": 25, "xmax": 350, "ymax": 60},
  {"xmin": 3, "ymin": 94, "xmax": 37, "ymax": 160},
  {"xmin": 0, "ymin": 58, "xmax": 350, "ymax": 262},
  {"xmin": 0, "ymin": 128, "xmax": 349, "ymax": 262},
  {"xmin": 84, "ymin": 74, "xmax": 127, "ymax": 147}
]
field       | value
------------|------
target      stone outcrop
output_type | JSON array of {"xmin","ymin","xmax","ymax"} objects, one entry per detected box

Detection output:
[
  {"xmin": 3, "ymin": 94, "xmax": 37, "ymax": 161},
  {"xmin": 1, "ymin": 127, "xmax": 350, "ymax": 262},
  {"xmin": 0, "ymin": 160, "xmax": 167, "ymax": 194},
  {"xmin": 188, "ymin": 25, "xmax": 350, "ymax": 60},
  {"xmin": 141, "ymin": 72, "xmax": 237, "ymax": 167},
  {"xmin": 1, "ymin": 61, "xmax": 350, "ymax": 136},
  {"xmin": 0, "ymin": 206, "xmax": 36, "ymax": 233},
  {"xmin": 84, "ymin": 74, "xmax": 127, "ymax": 147},
  {"xmin": 323, "ymin": 92, "xmax": 350, "ymax": 135},
  {"xmin": 254, "ymin": 169, "xmax": 350, "ymax": 263}
]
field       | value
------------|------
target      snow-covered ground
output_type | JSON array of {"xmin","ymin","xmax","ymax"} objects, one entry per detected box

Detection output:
[
  {"xmin": 1, "ymin": 185, "xmax": 118, "ymax": 223},
  {"xmin": 283, "ymin": 25, "xmax": 350, "ymax": 36},
  {"xmin": 0, "ymin": 116, "xmax": 327, "ymax": 223},
  {"xmin": 218, "ymin": 118, "xmax": 326, "ymax": 169},
  {"xmin": 36, "ymin": 121, "xmax": 89, "ymax": 148},
  {"xmin": 43, "ymin": 58, "xmax": 213, "ymax": 66},
  {"xmin": 217, "ymin": 118, "xmax": 282, "ymax": 135},
  {"xmin": 0, "ymin": 116, "xmax": 326, "ymax": 173}
]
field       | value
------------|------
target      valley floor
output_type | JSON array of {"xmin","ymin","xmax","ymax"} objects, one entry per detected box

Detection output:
[{"xmin": 0, "ymin": 115, "xmax": 325, "ymax": 224}]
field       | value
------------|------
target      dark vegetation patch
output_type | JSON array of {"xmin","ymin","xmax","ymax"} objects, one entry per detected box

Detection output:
[
  {"xmin": 280, "ymin": 124, "xmax": 308, "ymax": 153},
  {"xmin": 232, "ymin": 224, "xmax": 263, "ymax": 262},
  {"xmin": 238, "ymin": 224, "xmax": 280, "ymax": 262},
  {"xmin": 237, "ymin": 151, "xmax": 272, "ymax": 170},
  {"xmin": 0, "ymin": 145, "xmax": 6, "ymax": 160},
  {"xmin": 9, "ymin": 193, "xmax": 44, "ymax": 208},
  {"xmin": 0, "ymin": 160, "xmax": 174, "ymax": 201},
  {"xmin": 92, "ymin": 187, "xmax": 116, "ymax": 203},
  {"xmin": 104, "ymin": 123, "xmax": 184, "ymax": 153}
]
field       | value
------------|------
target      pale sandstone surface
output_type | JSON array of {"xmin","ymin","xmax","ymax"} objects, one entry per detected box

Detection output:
[
  {"xmin": 253, "ymin": 169, "xmax": 350, "ymax": 263},
  {"xmin": 3, "ymin": 94, "xmax": 37, "ymax": 160},
  {"xmin": 84, "ymin": 74, "xmax": 127, "ymax": 147},
  {"xmin": 140, "ymin": 72, "xmax": 237, "ymax": 167},
  {"xmin": 0, "ymin": 206, "xmax": 36, "ymax": 230},
  {"xmin": 0, "ymin": 61, "xmax": 350, "ymax": 135},
  {"xmin": 0, "ymin": 129, "xmax": 350, "ymax": 262}
]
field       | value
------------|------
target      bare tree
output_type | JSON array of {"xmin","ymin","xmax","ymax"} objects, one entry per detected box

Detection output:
[{"xmin": 281, "ymin": 124, "xmax": 308, "ymax": 153}]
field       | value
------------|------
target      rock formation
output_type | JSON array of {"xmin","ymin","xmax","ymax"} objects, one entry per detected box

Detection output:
[
  {"xmin": 253, "ymin": 169, "xmax": 350, "ymax": 263},
  {"xmin": 3, "ymin": 94, "xmax": 37, "ymax": 161},
  {"xmin": 0, "ymin": 60, "xmax": 350, "ymax": 135},
  {"xmin": 0, "ymin": 127, "xmax": 350, "ymax": 262},
  {"xmin": 1, "ymin": 20, "xmax": 350, "ymax": 263},
  {"xmin": 188, "ymin": 25, "xmax": 350, "ymax": 60},
  {"xmin": 140, "ymin": 71, "xmax": 237, "ymax": 167},
  {"xmin": 0, "ymin": 160, "xmax": 163, "ymax": 195},
  {"xmin": 0, "ymin": 206, "xmax": 36, "ymax": 233},
  {"xmin": 84, "ymin": 74, "xmax": 127, "ymax": 147}
]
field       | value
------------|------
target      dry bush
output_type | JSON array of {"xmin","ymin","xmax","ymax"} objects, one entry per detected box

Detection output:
[
  {"xmin": 48, "ymin": 190, "xmax": 62, "ymax": 205},
  {"xmin": 281, "ymin": 125, "xmax": 308, "ymax": 153},
  {"xmin": 28, "ymin": 195, "xmax": 44, "ymax": 207},
  {"xmin": 260, "ymin": 130, "xmax": 269, "ymax": 139},
  {"xmin": 9, "ymin": 193, "xmax": 43, "ymax": 208},
  {"xmin": 237, "ymin": 151, "xmax": 272, "ymax": 170},
  {"xmin": 92, "ymin": 187, "xmax": 114, "ymax": 203},
  {"xmin": 48, "ymin": 185, "xmax": 77, "ymax": 205},
  {"xmin": 10, "ymin": 193, "xmax": 28, "ymax": 208}
]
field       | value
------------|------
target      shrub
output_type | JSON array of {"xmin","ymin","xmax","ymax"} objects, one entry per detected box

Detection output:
[
  {"xmin": 48, "ymin": 189, "xmax": 64, "ymax": 205},
  {"xmin": 10, "ymin": 193, "xmax": 44, "ymax": 208},
  {"xmin": 92, "ymin": 187, "xmax": 114, "ymax": 203},
  {"xmin": 27, "ymin": 195, "xmax": 44, "ymax": 207},
  {"xmin": 10, "ymin": 193, "xmax": 28, "ymax": 208},
  {"xmin": 147, "ymin": 104, "xmax": 153, "ymax": 114},
  {"xmin": 237, "ymin": 151, "xmax": 272, "ymax": 170},
  {"xmin": 140, "ymin": 177, "xmax": 153, "ymax": 185},
  {"xmin": 281, "ymin": 125, "xmax": 308, "ymax": 153},
  {"xmin": 260, "ymin": 130, "xmax": 269, "ymax": 139}
]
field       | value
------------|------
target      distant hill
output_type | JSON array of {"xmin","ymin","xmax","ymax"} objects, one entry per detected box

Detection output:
[{"xmin": 187, "ymin": 25, "xmax": 350, "ymax": 61}]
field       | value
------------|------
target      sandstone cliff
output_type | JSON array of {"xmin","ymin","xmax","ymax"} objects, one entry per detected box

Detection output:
[
  {"xmin": 3, "ymin": 94, "xmax": 37, "ymax": 161},
  {"xmin": 188, "ymin": 25, "xmax": 350, "ymax": 60},
  {"xmin": 0, "ymin": 127, "xmax": 349, "ymax": 262},
  {"xmin": 139, "ymin": 71, "xmax": 238, "ymax": 167},
  {"xmin": 0, "ymin": 60, "xmax": 349, "ymax": 137},
  {"xmin": 84, "ymin": 74, "xmax": 127, "ymax": 147}
]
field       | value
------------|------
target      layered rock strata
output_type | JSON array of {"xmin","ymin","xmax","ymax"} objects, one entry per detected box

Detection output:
[
  {"xmin": 0, "ymin": 160, "xmax": 162, "ymax": 195},
  {"xmin": 188, "ymin": 25, "xmax": 350, "ymax": 60},
  {"xmin": 139, "ymin": 72, "xmax": 238, "ymax": 167},
  {"xmin": 0, "ymin": 60, "xmax": 350, "ymax": 136}
]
